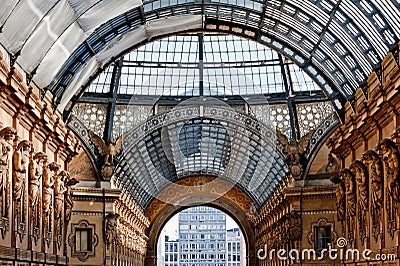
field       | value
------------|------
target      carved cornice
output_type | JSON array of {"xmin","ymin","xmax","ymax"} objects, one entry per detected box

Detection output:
[
  {"xmin": 114, "ymin": 197, "xmax": 150, "ymax": 233},
  {"xmin": 72, "ymin": 187, "xmax": 121, "ymax": 202},
  {"xmin": 328, "ymin": 50, "xmax": 400, "ymax": 154},
  {"xmin": 253, "ymin": 185, "xmax": 335, "ymax": 228},
  {"xmin": 115, "ymin": 219, "xmax": 148, "ymax": 255},
  {"xmin": 284, "ymin": 186, "xmax": 336, "ymax": 201},
  {"xmin": 0, "ymin": 57, "xmax": 80, "ymax": 159},
  {"xmin": 253, "ymin": 188, "xmax": 288, "ymax": 227}
]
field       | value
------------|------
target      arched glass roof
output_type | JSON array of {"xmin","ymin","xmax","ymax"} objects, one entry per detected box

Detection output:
[
  {"xmin": 113, "ymin": 104, "xmax": 288, "ymax": 208},
  {"xmin": 87, "ymin": 34, "xmax": 320, "ymax": 96},
  {"xmin": 70, "ymin": 33, "xmax": 333, "ymax": 140},
  {"xmin": 0, "ymin": 0, "xmax": 399, "ymax": 118}
]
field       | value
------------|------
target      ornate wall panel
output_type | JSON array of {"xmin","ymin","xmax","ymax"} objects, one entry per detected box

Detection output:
[{"xmin": 328, "ymin": 47, "xmax": 400, "ymax": 264}]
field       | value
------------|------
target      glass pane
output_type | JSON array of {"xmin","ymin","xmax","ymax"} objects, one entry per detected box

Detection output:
[
  {"xmin": 75, "ymin": 230, "xmax": 81, "ymax": 251},
  {"xmin": 76, "ymin": 229, "xmax": 90, "ymax": 252},
  {"xmin": 315, "ymin": 226, "xmax": 331, "ymax": 250},
  {"xmin": 81, "ymin": 230, "xmax": 88, "ymax": 251}
]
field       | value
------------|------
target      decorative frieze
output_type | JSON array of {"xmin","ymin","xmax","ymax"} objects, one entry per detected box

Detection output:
[{"xmin": 0, "ymin": 122, "xmax": 78, "ymax": 263}]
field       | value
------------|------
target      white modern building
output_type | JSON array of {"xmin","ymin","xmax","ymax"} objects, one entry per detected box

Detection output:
[
  {"xmin": 179, "ymin": 206, "xmax": 227, "ymax": 266},
  {"xmin": 226, "ymin": 228, "xmax": 246, "ymax": 266},
  {"xmin": 158, "ymin": 206, "xmax": 246, "ymax": 266}
]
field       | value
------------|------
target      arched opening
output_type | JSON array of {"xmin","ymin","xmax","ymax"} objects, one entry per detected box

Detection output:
[
  {"xmin": 144, "ymin": 182, "xmax": 257, "ymax": 266},
  {"xmin": 157, "ymin": 205, "xmax": 246, "ymax": 266}
]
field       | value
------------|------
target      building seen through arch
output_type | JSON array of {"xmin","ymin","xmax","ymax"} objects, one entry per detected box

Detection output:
[
  {"xmin": 0, "ymin": 1, "xmax": 399, "ymax": 265},
  {"xmin": 157, "ymin": 206, "xmax": 246, "ymax": 266}
]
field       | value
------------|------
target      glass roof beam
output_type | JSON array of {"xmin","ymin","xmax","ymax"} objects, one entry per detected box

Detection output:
[
  {"xmin": 278, "ymin": 54, "xmax": 300, "ymax": 140},
  {"xmin": 255, "ymin": 0, "xmax": 271, "ymax": 36},
  {"xmin": 122, "ymin": 60, "xmax": 283, "ymax": 68},
  {"xmin": 78, "ymin": 91, "xmax": 329, "ymax": 106},
  {"xmin": 258, "ymin": 7, "xmax": 360, "ymax": 94},
  {"xmin": 199, "ymin": 33, "xmax": 204, "ymax": 96},
  {"xmin": 345, "ymin": 0, "xmax": 398, "ymax": 49},
  {"xmin": 103, "ymin": 58, "xmax": 123, "ymax": 142},
  {"xmin": 261, "ymin": 0, "xmax": 383, "ymax": 82}
]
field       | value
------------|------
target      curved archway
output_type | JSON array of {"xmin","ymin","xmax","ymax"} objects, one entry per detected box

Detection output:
[
  {"xmin": 145, "ymin": 190, "xmax": 257, "ymax": 266},
  {"xmin": 157, "ymin": 206, "xmax": 246, "ymax": 266}
]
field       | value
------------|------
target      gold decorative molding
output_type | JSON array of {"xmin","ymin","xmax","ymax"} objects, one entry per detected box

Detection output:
[
  {"xmin": 144, "ymin": 176, "xmax": 253, "ymax": 225},
  {"xmin": 328, "ymin": 48, "xmax": 400, "ymax": 156}
]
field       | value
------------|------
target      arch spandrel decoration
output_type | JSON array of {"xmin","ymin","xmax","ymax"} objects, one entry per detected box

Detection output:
[
  {"xmin": 145, "ymin": 192, "xmax": 258, "ymax": 266},
  {"xmin": 144, "ymin": 176, "xmax": 253, "ymax": 225},
  {"xmin": 1, "ymin": 0, "xmax": 399, "ymax": 120},
  {"xmin": 67, "ymin": 96, "xmax": 338, "ymax": 209}
]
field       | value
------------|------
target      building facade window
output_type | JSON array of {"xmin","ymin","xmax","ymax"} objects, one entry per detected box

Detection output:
[
  {"xmin": 68, "ymin": 220, "xmax": 98, "ymax": 262},
  {"xmin": 75, "ymin": 228, "xmax": 92, "ymax": 252},
  {"xmin": 315, "ymin": 226, "xmax": 331, "ymax": 250}
]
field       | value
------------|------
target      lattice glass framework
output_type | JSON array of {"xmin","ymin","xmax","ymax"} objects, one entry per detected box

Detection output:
[
  {"xmin": 114, "ymin": 105, "xmax": 287, "ymax": 208},
  {"xmin": 93, "ymin": 34, "xmax": 312, "ymax": 97},
  {"xmin": 296, "ymin": 102, "xmax": 334, "ymax": 137},
  {"xmin": 68, "ymin": 33, "xmax": 337, "ymax": 209},
  {"xmin": 73, "ymin": 34, "xmax": 332, "ymax": 141},
  {"xmin": 72, "ymin": 103, "xmax": 107, "ymax": 137}
]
